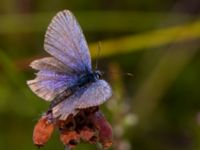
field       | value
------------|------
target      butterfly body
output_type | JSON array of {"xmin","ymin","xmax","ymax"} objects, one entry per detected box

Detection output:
[{"xmin": 50, "ymin": 70, "xmax": 103, "ymax": 108}]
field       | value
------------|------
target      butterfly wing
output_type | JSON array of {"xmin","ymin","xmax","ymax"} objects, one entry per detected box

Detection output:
[
  {"xmin": 52, "ymin": 80, "xmax": 112, "ymax": 120},
  {"xmin": 27, "ymin": 57, "xmax": 79, "ymax": 101},
  {"xmin": 28, "ymin": 10, "xmax": 92, "ymax": 101},
  {"xmin": 44, "ymin": 10, "xmax": 92, "ymax": 74}
]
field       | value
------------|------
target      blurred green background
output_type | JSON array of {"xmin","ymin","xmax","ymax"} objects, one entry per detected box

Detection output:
[{"xmin": 0, "ymin": 0, "xmax": 200, "ymax": 150}]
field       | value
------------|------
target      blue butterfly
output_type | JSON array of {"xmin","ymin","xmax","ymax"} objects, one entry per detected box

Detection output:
[{"xmin": 27, "ymin": 10, "xmax": 112, "ymax": 120}]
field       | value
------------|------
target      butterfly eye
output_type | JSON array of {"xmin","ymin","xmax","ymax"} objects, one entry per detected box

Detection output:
[
  {"xmin": 94, "ymin": 73, "xmax": 100, "ymax": 80},
  {"xmin": 97, "ymin": 74, "xmax": 100, "ymax": 79}
]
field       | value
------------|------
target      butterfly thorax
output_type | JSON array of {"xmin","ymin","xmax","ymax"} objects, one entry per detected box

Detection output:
[{"xmin": 77, "ymin": 70, "xmax": 102, "ymax": 87}]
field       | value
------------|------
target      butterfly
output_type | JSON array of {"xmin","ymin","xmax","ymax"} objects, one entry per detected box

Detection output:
[{"xmin": 27, "ymin": 10, "xmax": 112, "ymax": 120}]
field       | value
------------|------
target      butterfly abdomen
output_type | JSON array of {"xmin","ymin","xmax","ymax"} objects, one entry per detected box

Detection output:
[{"xmin": 50, "ymin": 86, "xmax": 76, "ymax": 109}]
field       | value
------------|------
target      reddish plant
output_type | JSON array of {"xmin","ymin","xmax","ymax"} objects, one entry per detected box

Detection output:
[{"xmin": 33, "ymin": 107, "xmax": 113, "ymax": 149}]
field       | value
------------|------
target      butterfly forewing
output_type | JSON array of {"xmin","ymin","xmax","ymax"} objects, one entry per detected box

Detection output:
[{"xmin": 44, "ymin": 10, "xmax": 92, "ymax": 74}]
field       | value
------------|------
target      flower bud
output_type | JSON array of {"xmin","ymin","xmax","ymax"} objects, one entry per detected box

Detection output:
[{"xmin": 33, "ymin": 115, "xmax": 55, "ymax": 147}]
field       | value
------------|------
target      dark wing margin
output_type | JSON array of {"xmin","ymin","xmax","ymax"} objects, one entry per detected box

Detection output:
[
  {"xmin": 44, "ymin": 10, "xmax": 92, "ymax": 74},
  {"xmin": 52, "ymin": 80, "xmax": 112, "ymax": 120}
]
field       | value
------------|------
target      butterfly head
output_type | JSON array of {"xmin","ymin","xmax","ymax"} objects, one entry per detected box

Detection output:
[{"xmin": 93, "ymin": 70, "xmax": 103, "ymax": 80}]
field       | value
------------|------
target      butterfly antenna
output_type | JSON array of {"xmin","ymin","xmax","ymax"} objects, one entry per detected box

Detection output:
[
  {"xmin": 95, "ymin": 41, "xmax": 102, "ymax": 70},
  {"xmin": 124, "ymin": 72, "xmax": 134, "ymax": 77},
  {"xmin": 108, "ymin": 71, "xmax": 134, "ymax": 77}
]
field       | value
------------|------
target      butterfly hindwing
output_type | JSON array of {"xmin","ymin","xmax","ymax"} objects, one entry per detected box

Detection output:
[{"xmin": 52, "ymin": 80, "xmax": 112, "ymax": 120}]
